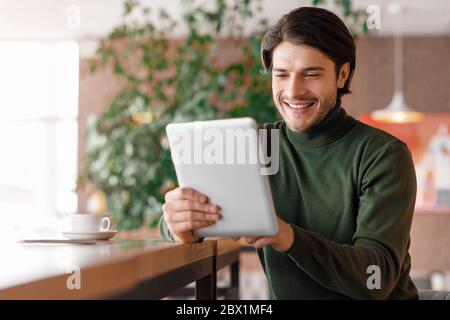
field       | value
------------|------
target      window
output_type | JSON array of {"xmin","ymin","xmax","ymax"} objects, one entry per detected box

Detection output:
[{"xmin": 0, "ymin": 41, "xmax": 79, "ymax": 236}]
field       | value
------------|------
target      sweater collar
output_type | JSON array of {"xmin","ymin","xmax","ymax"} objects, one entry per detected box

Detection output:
[{"xmin": 285, "ymin": 101, "xmax": 356, "ymax": 149}]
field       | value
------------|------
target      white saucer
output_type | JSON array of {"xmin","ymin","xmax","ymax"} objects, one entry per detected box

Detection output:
[{"xmin": 62, "ymin": 230, "xmax": 118, "ymax": 241}]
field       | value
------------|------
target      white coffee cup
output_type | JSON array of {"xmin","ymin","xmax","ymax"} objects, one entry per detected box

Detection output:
[{"xmin": 69, "ymin": 213, "xmax": 111, "ymax": 233}]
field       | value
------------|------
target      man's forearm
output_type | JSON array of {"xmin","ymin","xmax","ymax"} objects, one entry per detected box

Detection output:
[{"xmin": 284, "ymin": 225, "xmax": 404, "ymax": 299}]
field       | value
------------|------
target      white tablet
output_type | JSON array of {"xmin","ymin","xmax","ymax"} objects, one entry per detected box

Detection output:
[{"xmin": 166, "ymin": 117, "xmax": 278, "ymax": 237}]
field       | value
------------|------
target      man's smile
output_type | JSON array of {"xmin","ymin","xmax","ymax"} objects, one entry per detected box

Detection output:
[{"xmin": 283, "ymin": 100, "xmax": 317, "ymax": 114}]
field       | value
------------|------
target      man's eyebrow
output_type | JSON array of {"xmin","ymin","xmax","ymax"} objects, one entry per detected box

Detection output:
[{"xmin": 272, "ymin": 66, "xmax": 325, "ymax": 72}]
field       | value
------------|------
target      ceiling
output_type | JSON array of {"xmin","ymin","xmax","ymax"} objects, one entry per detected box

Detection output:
[{"xmin": 0, "ymin": 0, "xmax": 449, "ymax": 42}]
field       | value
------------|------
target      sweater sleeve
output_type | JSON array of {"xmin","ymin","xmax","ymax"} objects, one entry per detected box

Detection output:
[
  {"xmin": 158, "ymin": 214, "xmax": 177, "ymax": 242},
  {"xmin": 284, "ymin": 141, "xmax": 417, "ymax": 299}
]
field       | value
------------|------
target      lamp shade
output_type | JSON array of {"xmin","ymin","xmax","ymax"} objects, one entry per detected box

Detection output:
[
  {"xmin": 372, "ymin": 91, "xmax": 424, "ymax": 124},
  {"xmin": 370, "ymin": 3, "xmax": 424, "ymax": 124}
]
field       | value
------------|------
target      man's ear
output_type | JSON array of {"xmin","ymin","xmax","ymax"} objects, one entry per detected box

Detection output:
[{"xmin": 337, "ymin": 62, "xmax": 350, "ymax": 89}]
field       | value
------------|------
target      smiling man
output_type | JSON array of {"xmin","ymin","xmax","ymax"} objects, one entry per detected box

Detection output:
[
  {"xmin": 270, "ymin": 42, "xmax": 349, "ymax": 132},
  {"xmin": 159, "ymin": 7, "xmax": 418, "ymax": 299}
]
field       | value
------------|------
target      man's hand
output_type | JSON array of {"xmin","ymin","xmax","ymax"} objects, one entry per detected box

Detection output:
[
  {"xmin": 245, "ymin": 216, "xmax": 294, "ymax": 252},
  {"xmin": 162, "ymin": 187, "xmax": 221, "ymax": 243}
]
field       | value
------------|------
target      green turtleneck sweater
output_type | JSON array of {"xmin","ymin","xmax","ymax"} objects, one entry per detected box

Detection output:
[{"xmin": 159, "ymin": 104, "xmax": 418, "ymax": 300}]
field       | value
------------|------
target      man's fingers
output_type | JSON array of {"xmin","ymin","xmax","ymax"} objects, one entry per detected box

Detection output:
[
  {"xmin": 164, "ymin": 200, "xmax": 220, "ymax": 214},
  {"xmin": 245, "ymin": 236, "xmax": 274, "ymax": 248},
  {"xmin": 171, "ymin": 220, "xmax": 215, "ymax": 234},
  {"xmin": 254, "ymin": 237, "xmax": 273, "ymax": 249},
  {"xmin": 165, "ymin": 210, "xmax": 222, "ymax": 223},
  {"xmin": 245, "ymin": 237, "xmax": 260, "ymax": 244},
  {"xmin": 165, "ymin": 187, "xmax": 209, "ymax": 203}
]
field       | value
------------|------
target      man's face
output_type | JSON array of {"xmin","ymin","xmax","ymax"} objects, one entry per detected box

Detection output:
[{"xmin": 271, "ymin": 41, "xmax": 350, "ymax": 132}]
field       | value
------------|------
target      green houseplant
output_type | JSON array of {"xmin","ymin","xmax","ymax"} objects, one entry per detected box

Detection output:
[{"xmin": 82, "ymin": 0, "xmax": 368, "ymax": 230}]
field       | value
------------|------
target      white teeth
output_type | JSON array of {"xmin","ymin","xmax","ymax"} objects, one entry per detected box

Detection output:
[{"xmin": 286, "ymin": 102, "xmax": 314, "ymax": 109}]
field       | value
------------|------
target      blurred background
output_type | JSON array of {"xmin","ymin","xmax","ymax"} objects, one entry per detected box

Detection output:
[{"xmin": 0, "ymin": 0, "xmax": 449, "ymax": 298}]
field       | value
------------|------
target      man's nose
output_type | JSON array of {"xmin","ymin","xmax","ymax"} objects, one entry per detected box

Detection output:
[{"xmin": 285, "ymin": 75, "xmax": 307, "ymax": 98}]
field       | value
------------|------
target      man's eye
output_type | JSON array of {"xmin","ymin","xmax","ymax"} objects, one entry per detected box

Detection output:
[
  {"xmin": 305, "ymin": 74, "xmax": 319, "ymax": 78},
  {"xmin": 274, "ymin": 74, "xmax": 288, "ymax": 78}
]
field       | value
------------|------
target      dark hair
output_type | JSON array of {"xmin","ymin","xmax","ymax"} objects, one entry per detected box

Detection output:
[{"xmin": 261, "ymin": 6, "xmax": 356, "ymax": 98}]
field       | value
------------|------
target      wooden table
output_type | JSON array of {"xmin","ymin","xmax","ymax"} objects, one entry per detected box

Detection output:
[
  {"xmin": 158, "ymin": 237, "xmax": 243, "ymax": 300},
  {"xmin": 0, "ymin": 236, "xmax": 242, "ymax": 300},
  {"xmin": 0, "ymin": 238, "xmax": 215, "ymax": 299}
]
